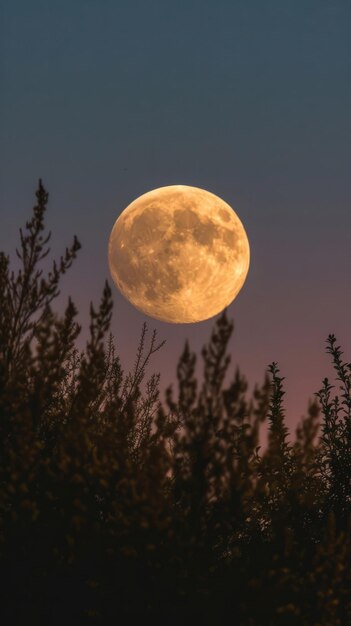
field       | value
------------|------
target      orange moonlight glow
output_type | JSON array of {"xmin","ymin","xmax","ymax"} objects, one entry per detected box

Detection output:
[{"xmin": 108, "ymin": 185, "xmax": 250, "ymax": 323}]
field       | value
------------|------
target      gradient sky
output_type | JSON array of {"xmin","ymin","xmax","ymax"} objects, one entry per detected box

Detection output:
[{"xmin": 1, "ymin": 0, "xmax": 351, "ymax": 430}]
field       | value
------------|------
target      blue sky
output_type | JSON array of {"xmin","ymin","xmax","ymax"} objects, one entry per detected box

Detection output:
[{"xmin": 1, "ymin": 0, "xmax": 351, "ymax": 425}]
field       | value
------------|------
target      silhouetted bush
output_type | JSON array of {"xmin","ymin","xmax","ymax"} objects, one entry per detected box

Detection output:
[{"xmin": 1, "ymin": 182, "xmax": 351, "ymax": 625}]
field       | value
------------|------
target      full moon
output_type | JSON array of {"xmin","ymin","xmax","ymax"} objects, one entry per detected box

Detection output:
[{"xmin": 108, "ymin": 185, "xmax": 250, "ymax": 323}]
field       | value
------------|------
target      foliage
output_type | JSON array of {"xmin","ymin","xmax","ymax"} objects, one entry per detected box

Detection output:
[{"xmin": 1, "ymin": 182, "xmax": 351, "ymax": 625}]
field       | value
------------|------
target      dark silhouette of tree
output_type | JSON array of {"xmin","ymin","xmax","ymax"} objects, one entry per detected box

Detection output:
[{"xmin": 1, "ymin": 181, "xmax": 351, "ymax": 625}]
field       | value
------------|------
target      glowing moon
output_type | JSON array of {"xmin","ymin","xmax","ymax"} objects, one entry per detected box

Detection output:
[{"xmin": 108, "ymin": 185, "xmax": 250, "ymax": 323}]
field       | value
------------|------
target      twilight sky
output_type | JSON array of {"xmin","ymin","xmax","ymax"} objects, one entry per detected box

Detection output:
[{"xmin": 1, "ymin": 0, "xmax": 351, "ymax": 429}]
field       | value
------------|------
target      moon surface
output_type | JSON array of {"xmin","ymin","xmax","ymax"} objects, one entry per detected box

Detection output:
[{"xmin": 108, "ymin": 185, "xmax": 250, "ymax": 323}]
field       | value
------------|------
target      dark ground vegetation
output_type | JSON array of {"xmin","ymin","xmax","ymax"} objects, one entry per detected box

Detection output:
[{"xmin": 1, "ymin": 182, "xmax": 351, "ymax": 625}]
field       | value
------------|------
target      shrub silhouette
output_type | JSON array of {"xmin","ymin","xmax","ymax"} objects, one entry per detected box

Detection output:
[{"xmin": 1, "ymin": 182, "xmax": 351, "ymax": 625}]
